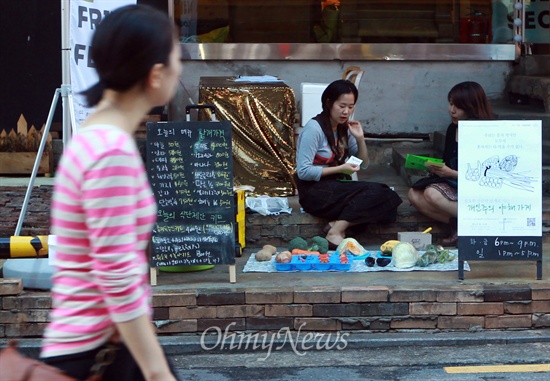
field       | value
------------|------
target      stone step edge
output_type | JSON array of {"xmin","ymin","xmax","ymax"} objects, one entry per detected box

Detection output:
[{"xmin": 2, "ymin": 284, "xmax": 550, "ymax": 341}]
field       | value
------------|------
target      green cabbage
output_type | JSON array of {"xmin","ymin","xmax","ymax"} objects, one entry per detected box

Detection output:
[{"xmin": 391, "ymin": 242, "xmax": 419, "ymax": 268}]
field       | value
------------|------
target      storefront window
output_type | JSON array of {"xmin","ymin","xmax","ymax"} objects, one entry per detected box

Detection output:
[{"xmin": 172, "ymin": 0, "xmax": 543, "ymax": 44}]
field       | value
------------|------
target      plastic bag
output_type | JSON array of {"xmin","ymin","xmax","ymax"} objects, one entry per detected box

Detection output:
[{"xmin": 245, "ymin": 196, "xmax": 292, "ymax": 216}]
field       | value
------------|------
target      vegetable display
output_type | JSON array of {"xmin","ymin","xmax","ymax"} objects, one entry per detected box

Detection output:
[
  {"xmin": 275, "ymin": 251, "xmax": 292, "ymax": 263},
  {"xmin": 288, "ymin": 236, "xmax": 329, "ymax": 254},
  {"xmin": 336, "ymin": 238, "xmax": 366, "ymax": 256},
  {"xmin": 417, "ymin": 244, "xmax": 457, "ymax": 267},
  {"xmin": 255, "ymin": 244, "xmax": 278, "ymax": 262},
  {"xmin": 391, "ymin": 242, "xmax": 419, "ymax": 269},
  {"xmin": 380, "ymin": 240, "xmax": 400, "ymax": 255},
  {"xmin": 288, "ymin": 237, "xmax": 308, "ymax": 252}
]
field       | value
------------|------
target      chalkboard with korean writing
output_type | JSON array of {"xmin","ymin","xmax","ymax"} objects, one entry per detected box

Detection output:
[
  {"xmin": 146, "ymin": 121, "xmax": 235, "ymax": 267},
  {"xmin": 458, "ymin": 236, "xmax": 542, "ymax": 280}
]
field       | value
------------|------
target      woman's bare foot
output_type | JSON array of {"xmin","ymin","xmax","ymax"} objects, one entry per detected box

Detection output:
[{"xmin": 325, "ymin": 232, "xmax": 345, "ymax": 250}]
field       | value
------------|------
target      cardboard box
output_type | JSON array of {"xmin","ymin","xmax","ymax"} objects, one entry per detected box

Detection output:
[{"xmin": 397, "ymin": 232, "xmax": 432, "ymax": 250}]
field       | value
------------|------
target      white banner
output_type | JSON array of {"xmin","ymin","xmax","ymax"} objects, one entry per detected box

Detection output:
[{"xmin": 70, "ymin": 0, "xmax": 136, "ymax": 127}]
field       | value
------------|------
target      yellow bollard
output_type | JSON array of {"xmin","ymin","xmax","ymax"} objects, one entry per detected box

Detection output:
[{"xmin": 0, "ymin": 236, "xmax": 49, "ymax": 259}]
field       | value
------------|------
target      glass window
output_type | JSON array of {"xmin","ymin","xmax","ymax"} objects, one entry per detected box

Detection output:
[{"xmin": 172, "ymin": 0, "xmax": 534, "ymax": 44}]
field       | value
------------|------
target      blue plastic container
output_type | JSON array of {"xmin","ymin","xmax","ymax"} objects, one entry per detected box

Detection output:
[
  {"xmin": 274, "ymin": 262, "xmax": 293, "ymax": 271},
  {"xmin": 291, "ymin": 255, "xmax": 317, "ymax": 271},
  {"xmin": 330, "ymin": 253, "xmax": 352, "ymax": 271}
]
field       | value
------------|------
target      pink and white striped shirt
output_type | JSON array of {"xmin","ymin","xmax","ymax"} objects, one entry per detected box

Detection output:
[{"xmin": 41, "ymin": 125, "xmax": 157, "ymax": 358}]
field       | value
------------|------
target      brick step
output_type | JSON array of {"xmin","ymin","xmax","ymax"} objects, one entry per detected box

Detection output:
[{"xmin": 3, "ymin": 284, "xmax": 550, "ymax": 338}]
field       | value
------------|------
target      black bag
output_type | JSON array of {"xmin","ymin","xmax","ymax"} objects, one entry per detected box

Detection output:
[{"xmin": 411, "ymin": 175, "xmax": 457, "ymax": 190}]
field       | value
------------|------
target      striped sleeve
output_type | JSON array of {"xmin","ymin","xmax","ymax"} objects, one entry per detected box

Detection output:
[{"xmin": 81, "ymin": 148, "xmax": 150, "ymax": 323}]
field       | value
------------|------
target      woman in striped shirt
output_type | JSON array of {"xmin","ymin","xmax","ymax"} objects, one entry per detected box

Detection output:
[{"xmin": 40, "ymin": 5, "xmax": 181, "ymax": 381}]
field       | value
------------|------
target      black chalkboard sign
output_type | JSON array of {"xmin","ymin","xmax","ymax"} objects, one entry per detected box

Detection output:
[
  {"xmin": 146, "ymin": 120, "xmax": 235, "ymax": 267},
  {"xmin": 458, "ymin": 236, "xmax": 542, "ymax": 280}
]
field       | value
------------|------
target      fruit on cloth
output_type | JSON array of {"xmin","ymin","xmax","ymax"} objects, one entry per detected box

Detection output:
[
  {"xmin": 391, "ymin": 242, "xmax": 419, "ymax": 268},
  {"xmin": 380, "ymin": 240, "xmax": 400, "ymax": 254},
  {"xmin": 255, "ymin": 249, "xmax": 273, "ymax": 262},
  {"xmin": 262, "ymin": 245, "xmax": 277, "ymax": 254},
  {"xmin": 365, "ymin": 257, "xmax": 375, "ymax": 267},
  {"xmin": 336, "ymin": 238, "xmax": 366, "ymax": 256},
  {"xmin": 275, "ymin": 251, "xmax": 292, "ymax": 263},
  {"xmin": 376, "ymin": 257, "xmax": 392, "ymax": 267}
]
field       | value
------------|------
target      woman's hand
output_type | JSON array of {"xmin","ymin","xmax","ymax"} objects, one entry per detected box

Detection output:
[
  {"xmin": 347, "ymin": 120, "xmax": 364, "ymax": 140},
  {"xmin": 340, "ymin": 162, "xmax": 360, "ymax": 176},
  {"xmin": 428, "ymin": 164, "xmax": 457, "ymax": 178},
  {"xmin": 348, "ymin": 120, "xmax": 369, "ymax": 169}
]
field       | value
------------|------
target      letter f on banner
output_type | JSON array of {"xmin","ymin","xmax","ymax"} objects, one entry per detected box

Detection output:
[{"xmin": 69, "ymin": 0, "xmax": 136, "ymax": 127}]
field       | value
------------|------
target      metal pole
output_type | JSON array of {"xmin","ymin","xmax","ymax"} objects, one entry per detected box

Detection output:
[
  {"xmin": 14, "ymin": 89, "xmax": 60, "ymax": 236},
  {"xmin": 61, "ymin": 0, "xmax": 73, "ymax": 146}
]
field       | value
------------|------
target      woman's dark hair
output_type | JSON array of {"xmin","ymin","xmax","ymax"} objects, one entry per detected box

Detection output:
[
  {"xmin": 81, "ymin": 4, "xmax": 175, "ymax": 107},
  {"xmin": 448, "ymin": 81, "xmax": 494, "ymax": 120},
  {"xmin": 321, "ymin": 79, "xmax": 358, "ymax": 114}
]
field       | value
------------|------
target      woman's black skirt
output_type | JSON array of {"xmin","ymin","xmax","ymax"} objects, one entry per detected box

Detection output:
[{"xmin": 295, "ymin": 174, "xmax": 403, "ymax": 224}]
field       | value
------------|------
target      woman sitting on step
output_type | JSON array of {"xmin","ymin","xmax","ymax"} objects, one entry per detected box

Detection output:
[
  {"xmin": 295, "ymin": 79, "xmax": 403, "ymax": 249},
  {"xmin": 407, "ymin": 81, "xmax": 494, "ymax": 246}
]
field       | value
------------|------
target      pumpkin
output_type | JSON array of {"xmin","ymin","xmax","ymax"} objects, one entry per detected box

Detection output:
[{"xmin": 336, "ymin": 238, "xmax": 366, "ymax": 256}]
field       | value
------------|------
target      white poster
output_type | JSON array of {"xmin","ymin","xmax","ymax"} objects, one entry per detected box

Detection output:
[
  {"xmin": 458, "ymin": 120, "xmax": 542, "ymax": 237},
  {"xmin": 70, "ymin": 0, "xmax": 136, "ymax": 127}
]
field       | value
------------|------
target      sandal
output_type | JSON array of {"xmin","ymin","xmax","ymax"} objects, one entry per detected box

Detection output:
[{"xmin": 440, "ymin": 233, "xmax": 458, "ymax": 246}]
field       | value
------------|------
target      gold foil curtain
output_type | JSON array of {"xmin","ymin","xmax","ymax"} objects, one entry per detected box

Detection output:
[{"xmin": 199, "ymin": 77, "xmax": 297, "ymax": 196}]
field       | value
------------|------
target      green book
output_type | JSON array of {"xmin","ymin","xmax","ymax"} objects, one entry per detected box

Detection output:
[{"xmin": 405, "ymin": 154, "xmax": 444, "ymax": 170}]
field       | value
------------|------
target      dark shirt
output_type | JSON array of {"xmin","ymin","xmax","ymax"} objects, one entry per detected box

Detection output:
[{"xmin": 443, "ymin": 123, "xmax": 458, "ymax": 171}]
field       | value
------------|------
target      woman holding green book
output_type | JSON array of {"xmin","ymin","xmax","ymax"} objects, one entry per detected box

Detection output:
[{"xmin": 407, "ymin": 81, "xmax": 494, "ymax": 246}]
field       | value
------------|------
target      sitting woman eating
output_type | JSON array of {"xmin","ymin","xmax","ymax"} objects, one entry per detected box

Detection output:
[{"xmin": 295, "ymin": 79, "xmax": 403, "ymax": 249}]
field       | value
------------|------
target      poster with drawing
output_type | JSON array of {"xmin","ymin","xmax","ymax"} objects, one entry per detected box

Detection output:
[{"xmin": 457, "ymin": 120, "xmax": 542, "ymax": 237}]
